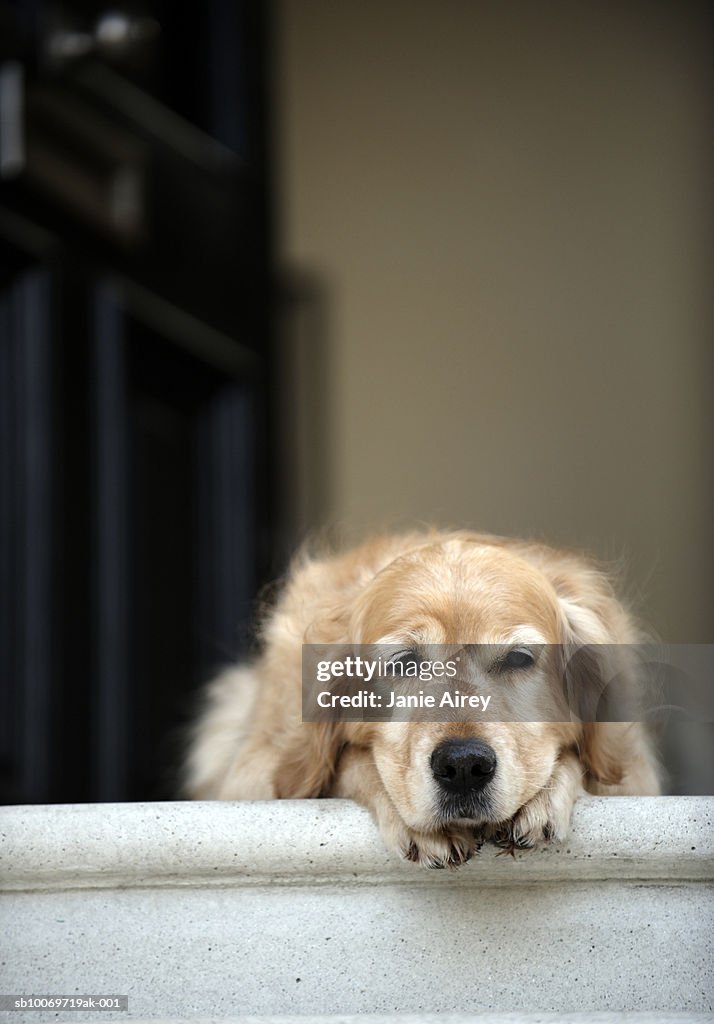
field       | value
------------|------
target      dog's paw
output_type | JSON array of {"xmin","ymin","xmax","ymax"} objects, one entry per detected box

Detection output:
[
  {"xmin": 391, "ymin": 824, "xmax": 481, "ymax": 869},
  {"xmin": 491, "ymin": 790, "xmax": 573, "ymax": 854}
]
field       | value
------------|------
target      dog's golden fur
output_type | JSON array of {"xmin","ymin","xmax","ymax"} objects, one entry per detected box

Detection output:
[{"xmin": 184, "ymin": 530, "xmax": 660, "ymax": 867}]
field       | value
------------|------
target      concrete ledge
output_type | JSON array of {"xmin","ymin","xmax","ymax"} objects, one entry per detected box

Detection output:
[
  {"xmin": 2, "ymin": 798, "xmax": 712, "ymax": 1020},
  {"xmin": 1, "ymin": 797, "xmax": 712, "ymax": 892}
]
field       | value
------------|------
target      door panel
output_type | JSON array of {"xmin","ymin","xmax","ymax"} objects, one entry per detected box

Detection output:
[{"xmin": 0, "ymin": 2, "xmax": 275, "ymax": 803}]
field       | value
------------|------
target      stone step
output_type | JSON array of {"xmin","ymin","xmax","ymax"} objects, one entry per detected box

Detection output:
[{"xmin": 1, "ymin": 798, "xmax": 712, "ymax": 1021}]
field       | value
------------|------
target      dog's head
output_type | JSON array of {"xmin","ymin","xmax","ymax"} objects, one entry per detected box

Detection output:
[{"xmin": 274, "ymin": 532, "xmax": 645, "ymax": 831}]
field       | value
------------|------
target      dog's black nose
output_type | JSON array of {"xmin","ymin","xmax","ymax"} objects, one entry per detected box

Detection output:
[{"xmin": 430, "ymin": 739, "xmax": 497, "ymax": 794}]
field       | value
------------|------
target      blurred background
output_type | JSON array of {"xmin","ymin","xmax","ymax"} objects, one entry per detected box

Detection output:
[{"xmin": 1, "ymin": 0, "xmax": 712, "ymax": 805}]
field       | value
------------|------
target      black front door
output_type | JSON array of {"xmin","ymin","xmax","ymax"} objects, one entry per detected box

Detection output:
[{"xmin": 0, "ymin": 1, "xmax": 275, "ymax": 803}]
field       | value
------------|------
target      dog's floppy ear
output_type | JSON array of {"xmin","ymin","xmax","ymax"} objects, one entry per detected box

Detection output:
[
  {"xmin": 272, "ymin": 630, "xmax": 352, "ymax": 798},
  {"xmin": 547, "ymin": 555, "xmax": 642, "ymax": 787},
  {"xmin": 273, "ymin": 721, "xmax": 346, "ymax": 798},
  {"xmin": 562, "ymin": 641, "xmax": 630, "ymax": 786},
  {"xmin": 268, "ymin": 535, "xmax": 406, "ymax": 798}
]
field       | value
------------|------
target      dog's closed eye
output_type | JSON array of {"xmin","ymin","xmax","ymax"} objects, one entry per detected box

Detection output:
[
  {"xmin": 493, "ymin": 646, "xmax": 537, "ymax": 673},
  {"xmin": 381, "ymin": 649, "xmax": 419, "ymax": 675}
]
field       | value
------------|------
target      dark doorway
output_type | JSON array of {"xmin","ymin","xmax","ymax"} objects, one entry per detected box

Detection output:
[{"xmin": 0, "ymin": 1, "xmax": 276, "ymax": 803}]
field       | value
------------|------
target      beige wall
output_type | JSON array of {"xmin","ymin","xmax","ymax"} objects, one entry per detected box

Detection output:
[{"xmin": 274, "ymin": 0, "xmax": 713, "ymax": 641}]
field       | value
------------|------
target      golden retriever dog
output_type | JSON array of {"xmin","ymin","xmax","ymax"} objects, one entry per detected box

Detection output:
[{"xmin": 184, "ymin": 530, "xmax": 660, "ymax": 867}]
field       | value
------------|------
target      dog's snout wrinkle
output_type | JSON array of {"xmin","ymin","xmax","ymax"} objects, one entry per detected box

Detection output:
[{"xmin": 430, "ymin": 739, "xmax": 497, "ymax": 795}]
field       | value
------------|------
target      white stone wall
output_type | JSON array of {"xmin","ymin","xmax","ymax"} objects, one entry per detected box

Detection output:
[{"xmin": 1, "ymin": 799, "xmax": 712, "ymax": 1021}]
